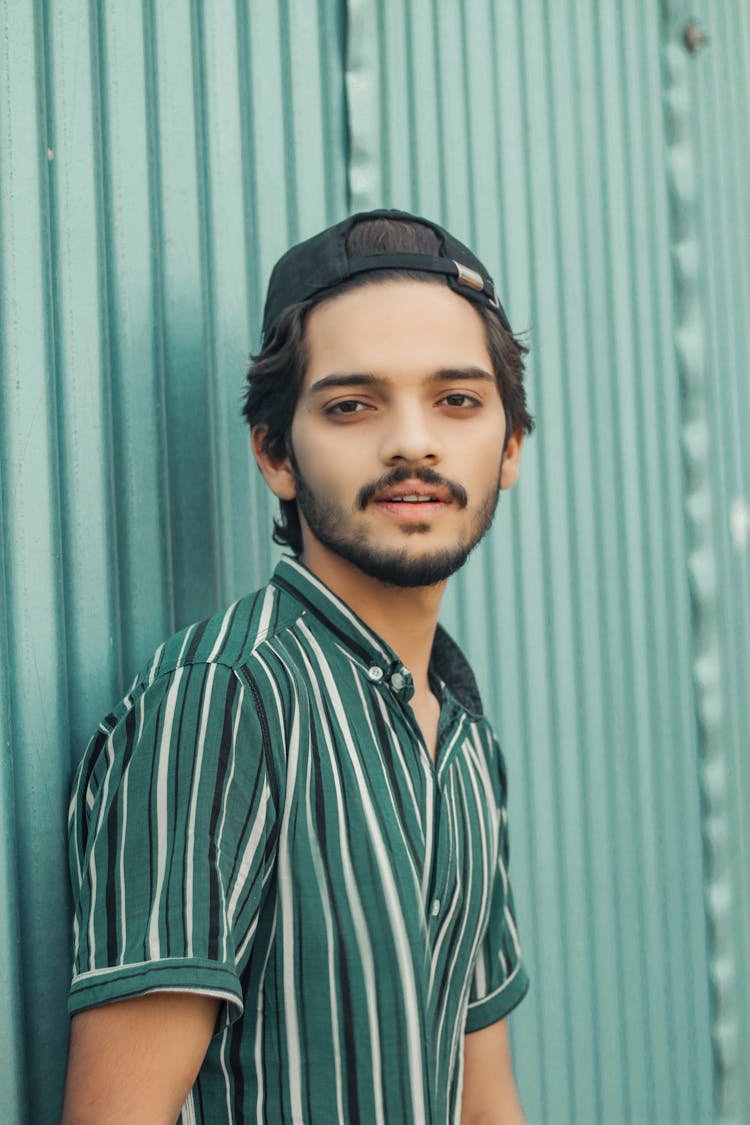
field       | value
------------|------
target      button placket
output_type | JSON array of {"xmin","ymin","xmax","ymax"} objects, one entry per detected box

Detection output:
[
  {"xmin": 424, "ymin": 775, "xmax": 446, "ymax": 930},
  {"xmin": 388, "ymin": 663, "xmax": 413, "ymax": 700}
]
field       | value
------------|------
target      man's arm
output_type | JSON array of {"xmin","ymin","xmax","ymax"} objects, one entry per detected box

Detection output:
[
  {"xmin": 62, "ymin": 992, "xmax": 220, "ymax": 1124},
  {"xmin": 461, "ymin": 1018, "xmax": 526, "ymax": 1125}
]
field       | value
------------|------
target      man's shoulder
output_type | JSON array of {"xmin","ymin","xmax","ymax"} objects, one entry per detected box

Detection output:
[{"xmin": 137, "ymin": 575, "xmax": 305, "ymax": 688}]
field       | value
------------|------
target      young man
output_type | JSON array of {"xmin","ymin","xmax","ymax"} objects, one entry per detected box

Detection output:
[{"xmin": 63, "ymin": 210, "xmax": 534, "ymax": 1124}]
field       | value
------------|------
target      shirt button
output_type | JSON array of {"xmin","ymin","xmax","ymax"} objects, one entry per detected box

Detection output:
[
  {"xmin": 367, "ymin": 665, "xmax": 384, "ymax": 682},
  {"xmin": 390, "ymin": 671, "xmax": 405, "ymax": 691},
  {"xmin": 431, "ymin": 899, "xmax": 440, "ymax": 917}
]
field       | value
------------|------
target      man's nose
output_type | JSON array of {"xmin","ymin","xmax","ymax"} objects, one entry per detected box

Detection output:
[{"xmin": 379, "ymin": 404, "xmax": 442, "ymax": 464}]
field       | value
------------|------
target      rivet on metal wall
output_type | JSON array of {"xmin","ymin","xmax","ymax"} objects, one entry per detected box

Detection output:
[{"xmin": 683, "ymin": 20, "xmax": 708, "ymax": 54}]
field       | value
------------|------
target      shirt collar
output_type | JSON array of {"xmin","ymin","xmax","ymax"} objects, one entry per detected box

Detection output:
[{"xmin": 271, "ymin": 556, "xmax": 484, "ymax": 719}]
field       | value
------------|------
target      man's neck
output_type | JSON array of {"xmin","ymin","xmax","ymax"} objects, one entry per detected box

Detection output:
[{"xmin": 298, "ymin": 547, "xmax": 445, "ymax": 693}]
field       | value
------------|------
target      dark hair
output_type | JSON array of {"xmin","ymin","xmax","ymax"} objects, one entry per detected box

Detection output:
[{"xmin": 242, "ymin": 218, "xmax": 535, "ymax": 555}]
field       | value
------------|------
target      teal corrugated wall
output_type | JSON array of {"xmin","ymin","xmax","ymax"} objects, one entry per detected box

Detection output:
[{"xmin": 1, "ymin": 2, "xmax": 748, "ymax": 1122}]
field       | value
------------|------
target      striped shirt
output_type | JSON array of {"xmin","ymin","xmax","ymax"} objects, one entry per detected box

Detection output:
[{"xmin": 68, "ymin": 556, "xmax": 528, "ymax": 1124}]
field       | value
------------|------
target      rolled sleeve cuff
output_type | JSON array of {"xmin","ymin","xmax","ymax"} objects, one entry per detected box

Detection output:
[
  {"xmin": 465, "ymin": 960, "xmax": 530, "ymax": 1033},
  {"xmin": 68, "ymin": 957, "xmax": 244, "ymax": 1027}
]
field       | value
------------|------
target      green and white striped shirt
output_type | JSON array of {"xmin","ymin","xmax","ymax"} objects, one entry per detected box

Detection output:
[{"xmin": 69, "ymin": 556, "xmax": 528, "ymax": 1124}]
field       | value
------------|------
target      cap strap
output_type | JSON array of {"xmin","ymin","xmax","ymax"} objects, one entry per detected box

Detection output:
[{"xmin": 347, "ymin": 252, "xmax": 492, "ymax": 297}]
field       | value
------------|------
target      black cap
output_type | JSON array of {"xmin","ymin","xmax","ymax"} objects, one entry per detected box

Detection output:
[{"xmin": 261, "ymin": 208, "xmax": 512, "ymax": 341}]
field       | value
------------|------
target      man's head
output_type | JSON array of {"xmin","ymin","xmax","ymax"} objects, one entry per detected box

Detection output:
[{"xmin": 243, "ymin": 210, "xmax": 534, "ymax": 586}]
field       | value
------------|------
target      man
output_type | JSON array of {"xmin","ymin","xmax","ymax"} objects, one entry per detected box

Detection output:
[{"xmin": 63, "ymin": 210, "xmax": 534, "ymax": 1123}]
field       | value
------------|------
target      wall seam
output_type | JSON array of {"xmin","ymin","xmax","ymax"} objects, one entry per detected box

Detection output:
[
  {"xmin": 343, "ymin": 0, "xmax": 379, "ymax": 211},
  {"xmin": 659, "ymin": 7, "xmax": 739, "ymax": 1122}
]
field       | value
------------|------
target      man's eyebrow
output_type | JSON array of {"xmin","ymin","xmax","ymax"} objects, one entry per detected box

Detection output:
[
  {"xmin": 308, "ymin": 367, "xmax": 495, "ymax": 394},
  {"xmin": 308, "ymin": 373, "xmax": 380, "ymax": 394},
  {"xmin": 430, "ymin": 366, "xmax": 495, "ymax": 384}
]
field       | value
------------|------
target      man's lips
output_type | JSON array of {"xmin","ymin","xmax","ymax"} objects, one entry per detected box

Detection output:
[
  {"xmin": 370, "ymin": 482, "xmax": 453, "ymax": 521},
  {"xmin": 356, "ymin": 469, "xmax": 468, "ymax": 511},
  {"xmin": 374, "ymin": 500, "xmax": 448, "ymax": 523},
  {"xmin": 372, "ymin": 482, "xmax": 453, "ymax": 504}
]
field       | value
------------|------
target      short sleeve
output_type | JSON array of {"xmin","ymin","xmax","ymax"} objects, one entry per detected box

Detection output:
[
  {"xmin": 68, "ymin": 660, "xmax": 277, "ymax": 1029},
  {"xmin": 465, "ymin": 755, "xmax": 529, "ymax": 1032}
]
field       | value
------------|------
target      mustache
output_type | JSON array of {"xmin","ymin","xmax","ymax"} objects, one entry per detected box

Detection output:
[{"xmin": 356, "ymin": 467, "xmax": 468, "ymax": 510}]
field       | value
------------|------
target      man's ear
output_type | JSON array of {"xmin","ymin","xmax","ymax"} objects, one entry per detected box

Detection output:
[
  {"xmin": 251, "ymin": 426, "xmax": 297, "ymax": 500},
  {"xmin": 500, "ymin": 427, "xmax": 523, "ymax": 490}
]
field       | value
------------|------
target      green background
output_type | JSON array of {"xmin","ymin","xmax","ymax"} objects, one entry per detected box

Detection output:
[{"xmin": 1, "ymin": 2, "xmax": 748, "ymax": 1121}]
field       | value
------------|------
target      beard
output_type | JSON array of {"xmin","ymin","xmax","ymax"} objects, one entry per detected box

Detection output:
[{"xmin": 292, "ymin": 461, "xmax": 503, "ymax": 588}]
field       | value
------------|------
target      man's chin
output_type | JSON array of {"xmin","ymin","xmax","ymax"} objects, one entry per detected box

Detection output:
[
  {"xmin": 295, "ymin": 480, "xmax": 500, "ymax": 588},
  {"xmin": 323, "ymin": 539, "xmax": 475, "ymax": 588}
]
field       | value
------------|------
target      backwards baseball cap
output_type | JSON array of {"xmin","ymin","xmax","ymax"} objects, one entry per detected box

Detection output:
[{"xmin": 261, "ymin": 208, "xmax": 512, "ymax": 342}]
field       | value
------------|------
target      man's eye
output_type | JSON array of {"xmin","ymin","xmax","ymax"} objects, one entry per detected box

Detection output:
[
  {"xmin": 440, "ymin": 393, "xmax": 480, "ymax": 408},
  {"xmin": 325, "ymin": 400, "xmax": 369, "ymax": 416}
]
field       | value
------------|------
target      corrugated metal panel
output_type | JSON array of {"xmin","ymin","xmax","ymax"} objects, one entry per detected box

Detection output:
[
  {"xmin": 691, "ymin": 2, "xmax": 750, "ymax": 1118},
  {"xmin": 0, "ymin": 2, "xmax": 347, "ymax": 1120},
  {"xmin": 348, "ymin": 1, "xmax": 719, "ymax": 1122}
]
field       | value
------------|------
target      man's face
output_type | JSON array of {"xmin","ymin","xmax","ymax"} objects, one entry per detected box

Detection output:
[{"xmin": 269, "ymin": 279, "xmax": 521, "ymax": 587}]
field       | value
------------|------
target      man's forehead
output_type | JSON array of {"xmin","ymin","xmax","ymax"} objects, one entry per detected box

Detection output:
[
  {"xmin": 305, "ymin": 274, "xmax": 488, "ymax": 330},
  {"xmin": 302, "ymin": 279, "xmax": 492, "ymax": 372}
]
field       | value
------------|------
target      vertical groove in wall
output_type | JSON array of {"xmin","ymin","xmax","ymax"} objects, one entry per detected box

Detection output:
[
  {"xmin": 202, "ymin": 0, "xmax": 251, "ymax": 603},
  {"xmin": 141, "ymin": 0, "xmax": 176, "ymax": 643},
  {"xmin": 277, "ymin": 0, "xmax": 298, "ymax": 239},
  {"xmin": 190, "ymin": 0, "xmax": 221, "ymax": 605},
  {"xmin": 660, "ymin": 5, "xmax": 739, "ymax": 1122},
  {"xmin": 157, "ymin": 2, "xmax": 214, "ymax": 623},
  {"xmin": 234, "ymin": 0, "xmax": 283, "ymax": 587},
  {"xmin": 0, "ymin": 473, "xmax": 28, "ymax": 1125},
  {"xmin": 91, "ymin": 0, "xmax": 126, "ymax": 703}
]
